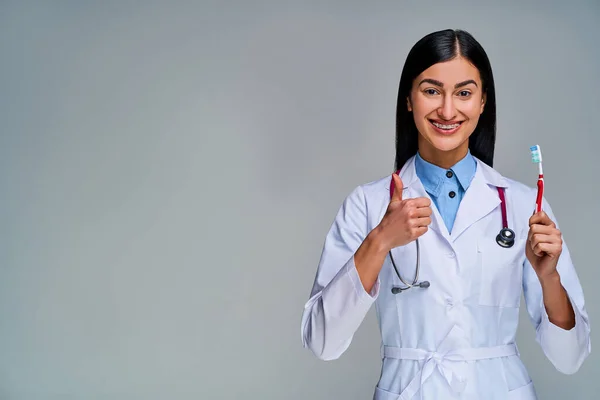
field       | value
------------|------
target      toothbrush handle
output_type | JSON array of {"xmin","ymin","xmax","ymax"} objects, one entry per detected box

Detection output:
[{"xmin": 535, "ymin": 176, "xmax": 544, "ymax": 213}]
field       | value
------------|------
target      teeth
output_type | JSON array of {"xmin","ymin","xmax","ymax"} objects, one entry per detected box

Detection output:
[{"xmin": 432, "ymin": 121, "xmax": 460, "ymax": 130}]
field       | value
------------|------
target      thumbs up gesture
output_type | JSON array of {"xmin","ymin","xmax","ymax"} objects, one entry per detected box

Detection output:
[{"xmin": 376, "ymin": 174, "xmax": 433, "ymax": 251}]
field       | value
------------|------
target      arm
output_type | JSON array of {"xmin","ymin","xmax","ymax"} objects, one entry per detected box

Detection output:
[
  {"xmin": 538, "ymin": 272, "xmax": 575, "ymax": 330},
  {"xmin": 522, "ymin": 198, "xmax": 591, "ymax": 374},
  {"xmin": 300, "ymin": 186, "xmax": 381, "ymax": 361},
  {"xmin": 354, "ymin": 229, "xmax": 389, "ymax": 293},
  {"xmin": 300, "ymin": 174, "xmax": 431, "ymax": 360}
]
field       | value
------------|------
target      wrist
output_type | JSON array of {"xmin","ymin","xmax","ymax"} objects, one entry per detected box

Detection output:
[
  {"xmin": 538, "ymin": 270, "xmax": 561, "ymax": 289},
  {"xmin": 367, "ymin": 226, "xmax": 391, "ymax": 255}
]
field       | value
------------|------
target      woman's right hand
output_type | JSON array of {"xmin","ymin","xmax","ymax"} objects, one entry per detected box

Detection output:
[{"xmin": 376, "ymin": 174, "xmax": 432, "ymax": 251}]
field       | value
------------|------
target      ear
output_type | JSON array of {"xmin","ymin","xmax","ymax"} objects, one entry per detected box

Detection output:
[
  {"xmin": 480, "ymin": 93, "xmax": 487, "ymax": 114},
  {"xmin": 407, "ymin": 97, "xmax": 412, "ymax": 112}
]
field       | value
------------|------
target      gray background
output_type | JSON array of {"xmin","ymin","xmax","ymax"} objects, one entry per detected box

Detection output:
[{"xmin": 1, "ymin": 1, "xmax": 598, "ymax": 399}]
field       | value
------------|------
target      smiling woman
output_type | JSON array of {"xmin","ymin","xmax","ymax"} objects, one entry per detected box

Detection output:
[
  {"xmin": 301, "ymin": 29, "xmax": 591, "ymax": 400},
  {"xmin": 396, "ymin": 29, "xmax": 496, "ymax": 171}
]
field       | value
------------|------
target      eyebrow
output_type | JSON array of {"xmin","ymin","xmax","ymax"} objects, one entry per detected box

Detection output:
[{"xmin": 418, "ymin": 78, "xmax": 478, "ymax": 88}]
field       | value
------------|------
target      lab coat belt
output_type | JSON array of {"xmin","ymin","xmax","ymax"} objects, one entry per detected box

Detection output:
[
  {"xmin": 382, "ymin": 343, "xmax": 518, "ymax": 400},
  {"xmin": 382, "ymin": 343, "xmax": 518, "ymax": 361}
]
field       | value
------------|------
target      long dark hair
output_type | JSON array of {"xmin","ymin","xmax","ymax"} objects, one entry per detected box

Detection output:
[{"xmin": 395, "ymin": 29, "xmax": 497, "ymax": 170}]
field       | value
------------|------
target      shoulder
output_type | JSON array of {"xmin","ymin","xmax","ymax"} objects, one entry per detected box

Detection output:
[
  {"xmin": 504, "ymin": 176, "xmax": 537, "ymax": 200},
  {"xmin": 475, "ymin": 158, "xmax": 542, "ymax": 219},
  {"xmin": 476, "ymin": 158, "xmax": 537, "ymax": 200},
  {"xmin": 481, "ymin": 163, "xmax": 557, "ymax": 227},
  {"xmin": 351, "ymin": 174, "xmax": 391, "ymax": 202},
  {"xmin": 334, "ymin": 174, "xmax": 391, "ymax": 218}
]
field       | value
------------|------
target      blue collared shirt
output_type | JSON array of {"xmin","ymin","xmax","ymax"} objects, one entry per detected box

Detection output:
[{"xmin": 414, "ymin": 151, "xmax": 477, "ymax": 233}]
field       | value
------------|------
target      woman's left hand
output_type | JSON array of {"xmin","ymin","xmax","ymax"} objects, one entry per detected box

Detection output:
[{"xmin": 526, "ymin": 211, "xmax": 563, "ymax": 280}]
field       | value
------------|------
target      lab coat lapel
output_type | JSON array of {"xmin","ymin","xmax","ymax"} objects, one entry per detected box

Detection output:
[{"xmin": 450, "ymin": 159, "xmax": 507, "ymax": 241}]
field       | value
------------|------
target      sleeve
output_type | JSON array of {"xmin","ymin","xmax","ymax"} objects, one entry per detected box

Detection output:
[
  {"xmin": 300, "ymin": 185, "xmax": 380, "ymax": 361},
  {"xmin": 522, "ymin": 196, "xmax": 591, "ymax": 374}
]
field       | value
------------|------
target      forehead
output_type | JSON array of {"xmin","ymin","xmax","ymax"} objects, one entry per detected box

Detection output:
[{"xmin": 416, "ymin": 57, "xmax": 482, "ymax": 85}]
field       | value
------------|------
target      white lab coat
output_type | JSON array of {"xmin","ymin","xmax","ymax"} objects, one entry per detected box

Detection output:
[{"xmin": 301, "ymin": 155, "xmax": 591, "ymax": 399}]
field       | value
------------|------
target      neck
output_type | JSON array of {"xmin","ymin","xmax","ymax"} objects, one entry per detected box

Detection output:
[{"xmin": 418, "ymin": 140, "xmax": 469, "ymax": 169}]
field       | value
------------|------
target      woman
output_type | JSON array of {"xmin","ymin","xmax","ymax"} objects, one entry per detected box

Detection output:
[{"xmin": 300, "ymin": 29, "xmax": 590, "ymax": 400}]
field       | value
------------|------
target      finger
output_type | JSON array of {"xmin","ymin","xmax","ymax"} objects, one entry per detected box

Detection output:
[
  {"xmin": 408, "ymin": 207, "xmax": 433, "ymax": 219},
  {"xmin": 530, "ymin": 233, "xmax": 562, "ymax": 247},
  {"xmin": 528, "ymin": 225, "xmax": 560, "ymax": 241},
  {"xmin": 407, "ymin": 197, "xmax": 432, "ymax": 208},
  {"xmin": 532, "ymin": 242, "xmax": 561, "ymax": 258},
  {"xmin": 529, "ymin": 211, "xmax": 555, "ymax": 228},
  {"xmin": 529, "ymin": 211, "xmax": 544, "ymax": 225},
  {"xmin": 391, "ymin": 173, "xmax": 403, "ymax": 202},
  {"xmin": 411, "ymin": 225, "xmax": 428, "ymax": 238},
  {"xmin": 530, "ymin": 234, "xmax": 562, "ymax": 257},
  {"xmin": 414, "ymin": 216, "xmax": 432, "ymax": 227}
]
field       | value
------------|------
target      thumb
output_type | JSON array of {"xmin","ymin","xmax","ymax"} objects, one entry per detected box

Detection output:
[{"xmin": 391, "ymin": 173, "xmax": 403, "ymax": 202}]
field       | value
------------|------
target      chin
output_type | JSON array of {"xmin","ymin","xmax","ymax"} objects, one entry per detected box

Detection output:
[
  {"xmin": 431, "ymin": 141, "xmax": 466, "ymax": 153},
  {"xmin": 424, "ymin": 132, "xmax": 469, "ymax": 153}
]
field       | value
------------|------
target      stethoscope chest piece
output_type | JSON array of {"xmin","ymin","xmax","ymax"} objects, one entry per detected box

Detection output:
[{"xmin": 496, "ymin": 228, "xmax": 515, "ymax": 248}]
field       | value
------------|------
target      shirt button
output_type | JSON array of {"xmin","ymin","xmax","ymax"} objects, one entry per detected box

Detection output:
[
  {"xmin": 446, "ymin": 251, "xmax": 456, "ymax": 258},
  {"xmin": 449, "ymin": 191, "xmax": 456, "ymax": 198},
  {"xmin": 446, "ymin": 171, "xmax": 453, "ymax": 178}
]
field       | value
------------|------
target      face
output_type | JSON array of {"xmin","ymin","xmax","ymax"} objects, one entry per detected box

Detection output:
[{"xmin": 407, "ymin": 57, "xmax": 486, "ymax": 165}]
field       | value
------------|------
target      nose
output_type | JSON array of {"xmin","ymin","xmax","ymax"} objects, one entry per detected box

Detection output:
[{"xmin": 437, "ymin": 95, "xmax": 457, "ymax": 121}]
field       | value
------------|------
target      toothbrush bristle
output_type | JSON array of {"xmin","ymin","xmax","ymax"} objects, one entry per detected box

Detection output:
[{"xmin": 530, "ymin": 145, "xmax": 542, "ymax": 163}]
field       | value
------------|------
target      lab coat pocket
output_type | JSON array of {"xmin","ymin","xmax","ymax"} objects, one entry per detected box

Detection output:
[
  {"xmin": 477, "ymin": 236, "xmax": 524, "ymax": 308},
  {"xmin": 373, "ymin": 385, "xmax": 401, "ymax": 400},
  {"xmin": 508, "ymin": 381, "xmax": 536, "ymax": 399}
]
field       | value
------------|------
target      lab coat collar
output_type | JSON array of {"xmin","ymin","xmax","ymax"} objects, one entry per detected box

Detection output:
[
  {"xmin": 394, "ymin": 154, "xmax": 507, "ymax": 190},
  {"xmin": 390, "ymin": 155, "xmax": 508, "ymax": 242}
]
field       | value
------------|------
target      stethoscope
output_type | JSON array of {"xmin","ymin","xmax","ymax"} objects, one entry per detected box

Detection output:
[{"xmin": 388, "ymin": 171, "xmax": 515, "ymax": 294}]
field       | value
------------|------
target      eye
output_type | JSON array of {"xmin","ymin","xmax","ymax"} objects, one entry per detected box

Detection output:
[
  {"xmin": 457, "ymin": 90, "xmax": 471, "ymax": 97},
  {"xmin": 423, "ymin": 88, "xmax": 439, "ymax": 96}
]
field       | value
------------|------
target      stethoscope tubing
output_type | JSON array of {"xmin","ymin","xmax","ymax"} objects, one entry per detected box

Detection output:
[{"xmin": 388, "ymin": 170, "xmax": 514, "ymax": 294}]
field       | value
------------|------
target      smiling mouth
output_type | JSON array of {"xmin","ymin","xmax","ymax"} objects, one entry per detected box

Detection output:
[{"xmin": 429, "ymin": 120, "xmax": 463, "ymax": 130}]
